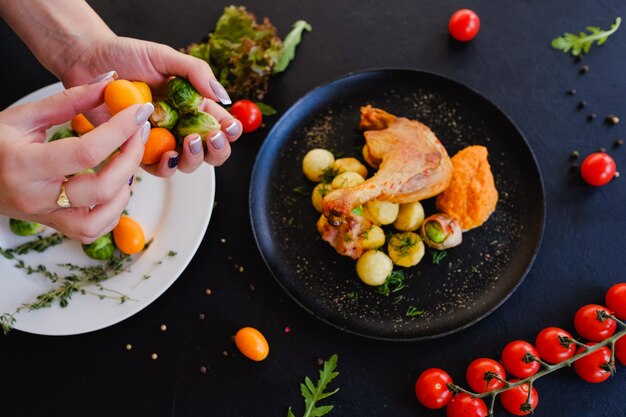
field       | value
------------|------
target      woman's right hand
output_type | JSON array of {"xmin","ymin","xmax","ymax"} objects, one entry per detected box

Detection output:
[{"xmin": 0, "ymin": 71, "xmax": 152, "ymax": 243}]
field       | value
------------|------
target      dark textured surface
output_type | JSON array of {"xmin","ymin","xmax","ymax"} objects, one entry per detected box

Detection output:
[{"xmin": 1, "ymin": 1, "xmax": 626, "ymax": 416}]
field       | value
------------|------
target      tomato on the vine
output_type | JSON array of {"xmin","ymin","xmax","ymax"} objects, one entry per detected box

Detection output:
[
  {"xmin": 605, "ymin": 283, "xmax": 626, "ymax": 320},
  {"xmin": 230, "ymin": 99, "xmax": 262, "ymax": 132},
  {"xmin": 574, "ymin": 304, "xmax": 616, "ymax": 342},
  {"xmin": 448, "ymin": 9, "xmax": 480, "ymax": 42},
  {"xmin": 501, "ymin": 340, "xmax": 541, "ymax": 378},
  {"xmin": 466, "ymin": 358, "xmax": 506, "ymax": 393},
  {"xmin": 616, "ymin": 336, "xmax": 626, "ymax": 366},
  {"xmin": 415, "ymin": 368, "xmax": 453, "ymax": 409},
  {"xmin": 580, "ymin": 152, "xmax": 616, "ymax": 186},
  {"xmin": 573, "ymin": 343, "xmax": 613, "ymax": 383},
  {"xmin": 499, "ymin": 380, "xmax": 539, "ymax": 416},
  {"xmin": 535, "ymin": 327, "xmax": 576, "ymax": 364},
  {"xmin": 446, "ymin": 393, "xmax": 488, "ymax": 417}
]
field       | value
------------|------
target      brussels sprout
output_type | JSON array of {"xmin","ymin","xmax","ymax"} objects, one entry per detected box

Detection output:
[
  {"xmin": 420, "ymin": 213, "xmax": 462, "ymax": 250},
  {"xmin": 176, "ymin": 111, "xmax": 220, "ymax": 140},
  {"xmin": 149, "ymin": 100, "xmax": 179, "ymax": 130},
  {"xmin": 166, "ymin": 77, "xmax": 203, "ymax": 114},
  {"xmin": 82, "ymin": 232, "xmax": 114, "ymax": 260},
  {"xmin": 49, "ymin": 127, "xmax": 76, "ymax": 142},
  {"xmin": 9, "ymin": 218, "xmax": 46, "ymax": 236}
]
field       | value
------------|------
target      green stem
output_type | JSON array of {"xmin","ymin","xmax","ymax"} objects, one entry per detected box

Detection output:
[{"xmin": 488, "ymin": 393, "xmax": 496, "ymax": 417}]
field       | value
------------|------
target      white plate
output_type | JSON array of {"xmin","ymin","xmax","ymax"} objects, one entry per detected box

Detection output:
[{"xmin": 0, "ymin": 82, "xmax": 215, "ymax": 335}]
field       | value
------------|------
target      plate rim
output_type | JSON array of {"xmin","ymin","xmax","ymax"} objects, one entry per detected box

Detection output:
[{"xmin": 250, "ymin": 68, "xmax": 546, "ymax": 341}]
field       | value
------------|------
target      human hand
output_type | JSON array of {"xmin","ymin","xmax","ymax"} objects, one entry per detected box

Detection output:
[
  {"xmin": 0, "ymin": 72, "xmax": 152, "ymax": 243},
  {"xmin": 61, "ymin": 36, "xmax": 243, "ymax": 175}
]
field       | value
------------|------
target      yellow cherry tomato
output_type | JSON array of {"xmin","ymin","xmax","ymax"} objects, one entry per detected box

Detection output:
[
  {"xmin": 113, "ymin": 215, "xmax": 145, "ymax": 255},
  {"xmin": 234, "ymin": 327, "xmax": 269, "ymax": 361}
]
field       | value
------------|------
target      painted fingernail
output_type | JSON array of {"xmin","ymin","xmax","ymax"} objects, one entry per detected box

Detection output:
[
  {"xmin": 168, "ymin": 153, "xmax": 180, "ymax": 169},
  {"xmin": 128, "ymin": 175, "xmax": 134, "ymax": 186},
  {"xmin": 136, "ymin": 102, "xmax": 155, "ymax": 124},
  {"xmin": 141, "ymin": 121, "xmax": 151, "ymax": 144},
  {"xmin": 209, "ymin": 79, "xmax": 232, "ymax": 105},
  {"xmin": 225, "ymin": 121, "xmax": 241, "ymax": 137},
  {"xmin": 88, "ymin": 70, "xmax": 118, "ymax": 85},
  {"xmin": 189, "ymin": 135, "xmax": 203, "ymax": 155},
  {"xmin": 209, "ymin": 131, "xmax": 226, "ymax": 150}
]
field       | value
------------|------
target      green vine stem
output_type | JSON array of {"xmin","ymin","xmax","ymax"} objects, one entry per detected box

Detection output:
[{"xmin": 447, "ymin": 313, "xmax": 626, "ymax": 416}]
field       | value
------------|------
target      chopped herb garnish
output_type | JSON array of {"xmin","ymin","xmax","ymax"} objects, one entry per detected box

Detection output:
[
  {"xmin": 346, "ymin": 292, "xmax": 359, "ymax": 301},
  {"xmin": 431, "ymin": 250, "xmax": 448, "ymax": 265},
  {"xmin": 168, "ymin": 250, "xmax": 178, "ymax": 257},
  {"xmin": 406, "ymin": 306, "xmax": 424, "ymax": 317},
  {"xmin": 293, "ymin": 185, "xmax": 311, "ymax": 196},
  {"xmin": 393, "ymin": 295, "xmax": 405, "ymax": 304},
  {"xmin": 319, "ymin": 167, "xmax": 338, "ymax": 184},
  {"xmin": 489, "ymin": 240, "xmax": 498, "ymax": 246},
  {"xmin": 377, "ymin": 270, "xmax": 407, "ymax": 296},
  {"xmin": 351, "ymin": 206, "xmax": 364, "ymax": 216}
]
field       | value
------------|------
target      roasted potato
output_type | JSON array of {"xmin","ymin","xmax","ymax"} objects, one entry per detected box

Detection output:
[
  {"xmin": 387, "ymin": 233, "xmax": 425, "ymax": 267},
  {"xmin": 359, "ymin": 225, "xmax": 385, "ymax": 250},
  {"xmin": 302, "ymin": 148, "xmax": 335, "ymax": 182},
  {"xmin": 356, "ymin": 249, "xmax": 393, "ymax": 286},
  {"xmin": 333, "ymin": 157, "xmax": 368, "ymax": 178},
  {"xmin": 365, "ymin": 200, "xmax": 399, "ymax": 225},
  {"xmin": 331, "ymin": 171, "xmax": 365, "ymax": 189},
  {"xmin": 393, "ymin": 201, "xmax": 425, "ymax": 232},
  {"xmin": 311, "ymin": 183, "xmax": 331, "ymax": 212}
]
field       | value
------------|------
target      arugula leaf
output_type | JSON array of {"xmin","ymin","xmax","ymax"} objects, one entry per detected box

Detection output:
[
  {"xmin": 274, "ymin": 20, "xmax": 312, "ymax": 73},
  {"xmin": 287, "ymin": 354, "xmax": 339, "ymax": 417},
  {"xmin": 551, "ymin": 17, "xmax": 621, "ymax": 56},
  {"xmin": 256, "ymin": 101, "xmax": 277, "ymax": 116}
]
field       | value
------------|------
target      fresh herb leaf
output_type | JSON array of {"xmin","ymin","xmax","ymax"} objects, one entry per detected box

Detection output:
[
  {"xmin": 431, "ymin": 250, "xmax": 448, "ymax": 265},
  {"xmin": 406, "ymin": 306, "xmax": 424, "ymax": 317},
  {"xmin": 274, "ymin": 20, "xmax": 312, "ymax": 73},
  {"xmin": 351, "ymin": 206, "xmax": 364, "ymax": 216},
  {"xmin": 293, "ymin": 185, "xmax": 311, "ymax": 196},
  {"xmin": 551, "ymin": 17, "xmax": 621, "ymax": 56},
  {"xmin": 377, "ymin": 270, "xmax": 406, "ymax": 296},
  {"xmin": 287, "ymin": 354, "xmax": 339, "ymax": 417},
  {"xmin": 256, "ymin": 102, "xmax": 277, "ymax": 116},
  {"xmin": 6, "ymin": 233, "xmax": 66, "ymax": 256},
  {"xmin": 319, "ymin": 167, "xmax": 338, "ymax": 184}
]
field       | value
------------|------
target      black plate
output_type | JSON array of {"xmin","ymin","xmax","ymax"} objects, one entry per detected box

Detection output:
[{"xmin": 249, "ymin": 69, "xmax": 545, "ymax": 341}]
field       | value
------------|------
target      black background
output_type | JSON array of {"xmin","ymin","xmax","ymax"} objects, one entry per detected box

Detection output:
[{"xmin": 2, "ymin": 1, "xmax": 626, "ymax": 416}]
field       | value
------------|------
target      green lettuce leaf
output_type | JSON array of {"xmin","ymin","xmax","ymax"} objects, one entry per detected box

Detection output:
[{"xmin": 274, "ymin": 20, "xmax": 312, "ymax": 73}]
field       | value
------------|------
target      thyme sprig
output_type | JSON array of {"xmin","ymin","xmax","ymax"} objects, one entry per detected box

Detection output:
[{"xmin": 1, "ymin": 233, "xmax": 66, "ymax": 257}]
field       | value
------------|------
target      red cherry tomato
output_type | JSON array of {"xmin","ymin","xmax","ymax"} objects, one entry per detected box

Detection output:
[
  {"xmin": 573, "ymin": 343, "xmax": 613, "ymax": 383},
  {"xmin": 465, "ymin": 358, "xmax": 506, "ymax": 393},
  {"xmin": 230, "ymin": 99, "xmax": 262, "ymax": 132},
  {"xmin": 574, "ymin": 304, "xmax": 616, "ymax": 342},
  {"xmin": 500, "ymin": 380, "xmax": 539, "ymax": 416},
  {"xmin": 446, "ymin": 393, "xmax": 488, "ymax": 417},
  {"xmin": 501, "ymin": 340, "xmax": 541, "ymax": 378},
  {"xmin": 535, "ymin": 327, "xmax": 576, "ymax": 364},
  {"xmin": 448, "ymin": 9, "xmax": 480, "ymax": 42},
  {"xmin": 580, "ymin": 152, "xmax": 616, "ymax": 186},
  {"xmin": 616, "ymin": 336, "xmax": 626, "ymax": 366},
  {"xmin": 415, "ymin": 368, "xmax": 453, "ymax": 409},
  {"xmin": 606, "ymin": 283, "xmax": 626, "ymax": 320}
]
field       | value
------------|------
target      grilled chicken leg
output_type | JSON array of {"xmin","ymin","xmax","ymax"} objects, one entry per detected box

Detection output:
[{"xmin": 322, "ymin": 106, "xmax": 453, "ymax": 226}]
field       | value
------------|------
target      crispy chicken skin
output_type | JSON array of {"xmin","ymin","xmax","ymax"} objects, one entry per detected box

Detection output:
[{"xmin": 322, "ymin": 106, "xmax": 453, "ymax": 226}]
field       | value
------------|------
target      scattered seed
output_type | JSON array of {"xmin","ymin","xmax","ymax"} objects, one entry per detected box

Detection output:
[
  {"xmin": 125, "ymin": 343, "xmax": 133, "ymax": 351},
  {"xmin": 580, "ymin": 65, "xmax": 589, "ymax": 74},
  {"xmin": 606, "ymin": 115, "xmax": 620, "ymax": 125},
  {"xmin": 577, "ymin": 100, "xmax": 587, "ymax": 110},
  {"xmin": 198, "ymin": 313, "xmax": 205, "ymax": 320},
  {"xmin": 222, "ymin": 351, "xmax": 229, "ymax": 357},
  {"xmin": 284, "ymin": 326, "xmax": 292, "ymax": 333},
  {"xmin": 205, "ymin": 288, "xmax": 212, "ymax": 295},
  {"xmin": 587, "ymin": 113, "xmax": 597, "ymax": 122},
  {"xmin": 570, "ymin": 150, "xmax": 580, "ymax": 160},
  {"xmin": 598, "ymin": 147, "xmax": 606, "ymax": 153},
  {"xmin": 567, "ymin": 88, "xmax": 577, "ymax": 95},
  {"xmin": 238, "ymin": 266, "xmax": 244, "ymax": 273},
  {"xmin": 316, "ymin": 357, "xmax": 324, "ymax": 366},
  {"xmin": 151, "ymin": 353, "xmax": 158, "ymax": 360},
  {"xmin": 570, "ymin": 164, "xmax": 579, "ymax": 173},
  {"xmin": 200, "ymin": 366, "xmax": 208, "ymax": 374},
  {"xmin": 574, "ymin": 54, "xmax": 584, "ymax": 63},
  {"xmin": 249, "ymin": 283, "xmax": 256, "ymax": 291},
  {"xmin": 160, "ymin": 324, "xmax": 167, "ymax": 331},
  {"xmin": 220, "ymin": 238, "xmax": 226, "ymax": 244},
  {"xmin": 615, "ymin": 172, "xmax": 620, "ymax": 178},
  {"xmin": 614, "ymin": 139, "xmax": 624, "ymax": 148}
]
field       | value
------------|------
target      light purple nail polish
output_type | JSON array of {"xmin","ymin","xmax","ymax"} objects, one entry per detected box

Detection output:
[
  {"xmin": 225, "ymin": 121, "xmax": 241, "ymax": 137},
  {"xmin": 189, "ymin": 135, "xmax": 203, "ymax": 155},
  {"xmin": 209, "ymin": 79, "xmax": 232, "ymax": 105},
  {"xmin": 88, "ymin": 70, "xmax": 118, "ymax": 85},
  {"xmin": 141, "ymin": 121, "xmax": 151, "ymax": 144},
  {"xmin": 136, "ymin": 102, "xmax": 155, "ymax": 124},
  {"xmin": 209, "ymin": 131, "xmax": 226, "ymax": 150}
]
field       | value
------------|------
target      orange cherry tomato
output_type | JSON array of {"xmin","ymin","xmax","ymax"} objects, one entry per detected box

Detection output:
[
  {"xmin": 113, "ymin": 215, "xmax": 145, "ymax": 255},
  {"xmin": 142, "ymin": 128, "xmax": 176, "ymax": 165},
  {"xmin": 71, "ymin": 113, "xmax": 95, "ymax": 135},
  {"xmin": 132, "ymin": 81, "xmax": 153, "ymax": 103},
  {"xmin": 104, "ymin": 79, "xmax": 148, "ymax": 115},
  {"xmin": 234, "ymin": 327, "xmax": 269, "ymax": 361}
]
